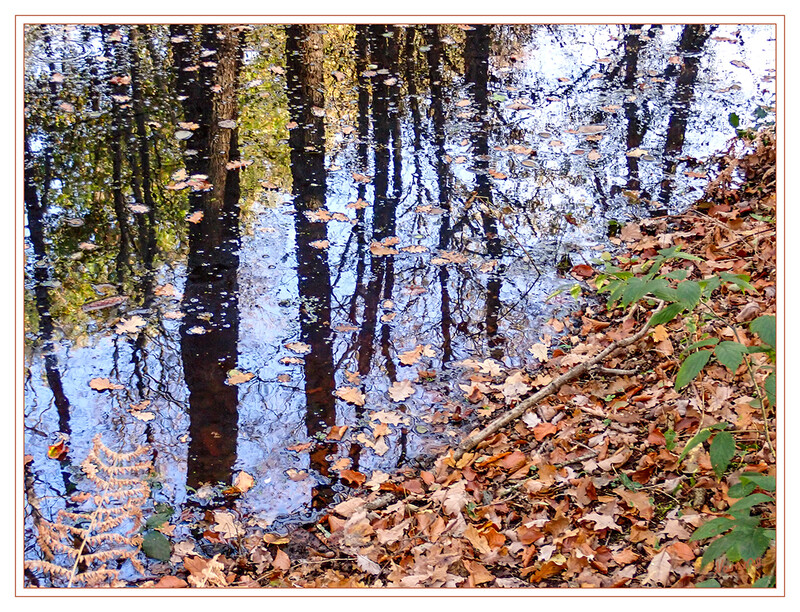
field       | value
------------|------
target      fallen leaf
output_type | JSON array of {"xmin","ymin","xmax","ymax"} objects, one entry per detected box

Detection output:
[
  {"xmin": 336, "ymin": 386, "xmax": 366, "ymax": 406},
  {"xmin": 186, "ymin": 210, "xmax": 204, "ymax": 224},
  {"xmin": 115, "ymin": 315, "xmax": 147, "ymax": 334},
  {"xmin": 388, "ymin": 379, "xmax": 415, "ymax": 402},
  {"xmin": 398, "ymin": 344, "xmax": 435, "ymax": 366},
  {"xmin": 285, "ymin": 342, "xmax": 312, "ymax": 355},
  {"xmin": 47, "ymin": 440, "xmax": 68, "ymax": 460},
  {"xmin": 81, "ymin": 295, "xmax": 128, "ymax": 312},
  {"xmin": 232, "ymin": 471, "xmax": 255, "ymax": 494},
  {"xmin": 224, "ymin": 369, "xmax": 254, "ymax": 386},
  {"xmin": 497, "ymin": 371, "xmax": 530, "ymax": 399},
  {"xmin": 370, "ymin": 242, "xmax": 399, "ymax": 256},
  {"xmin": 89, "ymin": 377, "xmax": 124, "ymax": 391},
  {"xmin": 643, "ymin": 550, "xmax": 672, "ymax": 585}
]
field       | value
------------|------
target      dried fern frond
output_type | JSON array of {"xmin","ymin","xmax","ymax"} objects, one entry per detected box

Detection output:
[{"xmin": 25, "ymin": 435, "xmax": 153, "ymax": 588}]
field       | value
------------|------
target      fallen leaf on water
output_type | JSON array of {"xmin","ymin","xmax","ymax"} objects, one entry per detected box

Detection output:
[
  {"xmin": 626, "ymin": 148, "xmax": 649, "ymax": 158},
  {"xmin": 346, "ymin": 198, "xmax": 370, "ymax": 209},
  {"xmin": 89, "ymin": 377, "xmax": 125, "ymax": 391},
  {"xmin": 285, "ymin": 342, "xmax": 312, "ymax": 355},
  {"xmin": 287, "ymin": 442, "xmax": 312, "ymax": 452},
  {"xmin": 131, "ymin": 410, "xmax": 155, "ymax": 422},
  {"xmin": 399, "ymin": 344, "xmax": 435, "ymax": 366},
  {"xmin": 334, "ymin": 323, "xmax": 358, "ymax": 332},
  {"xmin": 570, "ymin": 264, "xmax": 595, "ymax": 279},
  {"xmin": 577, "ymin": 124, "xmax": 607, "ymax": 134},
  {"xmin": 115, "ymin": 315, "xmax": 147, "ymax": 334},
  {"xmin": 154, "ymin": 283, "xmax": 180, "ymax": 297},
  {"xmin": 388, "ymin": 379, "xmax": 415, "ymax": 402},
  {"xmin": 186, "ymin": 211, "xmax": 204, "ymax": 224},
  {"xmin": 280, "ymin": 357, "xmax": 304, "ymax": 364},
  {"xmin": 370, "ymin": 410, "xmax": 408, "ymax": 426},
  {"xmin": 186, "ymin": 326, "xmax": 207, "ymax": 335},
  {"xmin": 81, "ymin": 295, "xmax": 128, "ymax": 312},
  {"xmin": 370, "ymin": 242, "xmax": 399, "ymax": 256},
  {"xmin": 163, "ymin": 311, "xmax": 185, "ymax": 320},
  {"xmin": 285, "ymin": 468, "xmax": 308, "ymax": 481},
  {"xmin": 218, "ymin": 119, "xmax": 237, "ymax": 129},
  {"xmin": 47, "ymin": 440, "xmax": 68, "ymax": 460},
  {"xmin": 309, "ymin": 240, "xmax": 329, "ymax": 249},
  {"xmin": 226, "ymin": 369, "xmax": 254, "ymax": 385},
  {"xmin": 336, "ymin": 386, "xmax": 366, "ymax": 406},
  {"xmin": 340, "ymin": 469, "xmax": 367, "ymax": 486},
  {"xmin": 128, "ymin": 204, "xmax": 149, "ymax": 214},
  {"xmin": 528, "ymin": 343, "xmax": 549, "ymax": 362},
  {"xmin": 587, "ymin": 150, "xmax": 601, "ymax": 161},
  {"xmin": 327, "ymin": 425, "xmax": 348, "ymax": 441},
  {"xmin": 352, "ymin": 172, "xmax": 372, "ymax": 183},
  {"xmin": 232, "ymin": 471, "xmax": 255, "ymax": 494}
]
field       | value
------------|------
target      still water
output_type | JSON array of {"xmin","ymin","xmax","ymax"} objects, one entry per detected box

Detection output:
[{"xmin": 23, "ymin": 24, "xmax": 775, "ymax": 535}]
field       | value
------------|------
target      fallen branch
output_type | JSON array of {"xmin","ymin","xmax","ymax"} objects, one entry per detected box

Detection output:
[{"xmin": 453, "ymin": 303, "xmax": 662, "ymax": 461}]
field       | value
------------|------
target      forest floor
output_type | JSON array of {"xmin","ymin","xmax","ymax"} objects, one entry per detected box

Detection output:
[{"xmin": 145, "ymin": 128, "xmax": 777, "ymax": 590}]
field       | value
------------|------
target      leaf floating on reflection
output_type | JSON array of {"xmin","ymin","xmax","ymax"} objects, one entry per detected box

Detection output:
[
  {"xmin": 285, "ymin": 341, "xmax": 311, "ymax": 355},
  {"xmin": 388, "ymin": 380, "xmax": 416, "ymax": 402},
  {"xmin": 327, "ymin": 425, "xmax": 348, "ymax": 441},
  {"xmin": 333, "ymin": 323, "xmax": 358, "ymax": 332},
  {"xmin": 115, "ymin": 315, "xmax": 146, "ymax": 334},
  {"xmin": 81, "ymin": 295, "xmax": 128, "ymax": 312},
  {"xmin": 380, "ymin": 312, "xmax": 397, "ymax": 323},
  {"xmin": 65, "ymin": 217, "xmax": 84, "ymax": 227},
  {"xmin": 174, "ymin": 130, "xmax": 194, "ymax": 140},
  {"xmin": 479, "ymin": 359, "xmax": 504, "ymax": 377},
  {"xmin": 309, "ymin": 240, "xmax": 330, "ymax": 250},
  {"xmin": 163, "ymin": 310, "xmax": 185, "ymax": 320},
  {"xmin": 154, "ymin": 283, "xmax": 180, "ymax": 297},
  {"xmin": 177, "ymin": 121, "xmax": 199, "ymax": 130},
  {"xmin": 626, "ymin": 148, "xmax": 649, "ymax": 158},
  {"xmin": 506, "ymin": 100, "xmax": 533, "ymax": 110},
  {"xmin": 277, "ymin": 374, "xmax": 291, "ymax": 383},
  {"xmin": 352, "ymin": 172, "xmax": 372, "ymax": 184},
  {"xmin": 217, "ymin": 119, "xmax": 237, "ymax": 129},
  {"xmin": 336, "ymin": 386, "xmax": 366, "ymax": 406},
  {"xmin": 130, "ymin": 409, "xmax": 155, "ymax": 422},
  {"xmin": 587, "ymin": 150, "xmax": 601, "ymax": 161},
  {"xmin": 232, "ymin": 471, "xmax": 255, "ymax": 494},
  {"xmin": 226, "ymin": 369, "xmax": 254, "ymax": 385},
  {"xmin": 280, "ymin": 356, "xmax": 304, "ymax": 365},
  {"xmin": 730, "ymin": 60, "xmax": 749, "ymax": 69},
  {"xmin": 577, "ymin": 124, "xmax": 607, "ymax": 134},
  {"xmin": 370, "ymin": 410, "xmax": 409, "ymax": 426},
  {"xmin": 286, "ymin": 468, "xmax": 308, "ymax": 481},
  {"xmin": 304, "ymin": 209, "xmax": 332, "ymax": 222},
  {"xmin": 529, "ymin": 343, "xmax": 549, "ymax": 362},
  {"xmin": 47, "ymin": 440, "xmax": 68, "ymax": 460},
  {"xmin": 398, "ymin": 344, "xmax": 435, "ymax": 366},
  {"xmin": 78, "ymin": 242, "xmax": 98, "ymax": 251},
  {"xmin": 370, "ymin": 242, "xmax": 399, "ymax": 256},
  {"xmin": 89, "ymin": 377, "xmax": 125, "ymax": 391},
  {"xmin": 549, "ymin": 140, "xmax": 564, "ymax": 148},
  {"xmin": 331, "ymin": 212, "xmax": 350, "ymax": 222},
  {"xmin": 50, "ymin": 72, "xmax": 64, "ymax": 83},
  {"xmin": 186, "ymin": 210, "xmax": 204, "ymax": 224},
  {"xmin": 400, "ymin": 245, "xmax": 428, "ymax": 254},
  {"xmin": 186, "ymin": 326, "xmax": 207, "ymax": 335},
  {"xmin": 286, "ymin": 442, "xmax": 312, "ymax": 453}
]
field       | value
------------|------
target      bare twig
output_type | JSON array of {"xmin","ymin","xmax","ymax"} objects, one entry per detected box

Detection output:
[{"xmin": 453, "ymin": 302, "xmax": 663, "ymax": 461}]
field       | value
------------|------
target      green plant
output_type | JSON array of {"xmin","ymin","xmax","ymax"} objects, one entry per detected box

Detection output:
[{"xmin": 689, "ymin": 472, "xmax": 776, "ymax": 586}]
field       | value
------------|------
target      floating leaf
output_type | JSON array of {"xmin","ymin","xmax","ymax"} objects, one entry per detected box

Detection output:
[
  {"xmin": 186, "ymin": 210, "xmax": 204, "ymax": 224},
  {"xmin": 81, "ymin": 295, "xmax": 128, "ymax": 312},
  {"xmin": 142, "ymin": 531, "xmax": 171, "ymax": 561},
  {"xmin": 388, "ymin": 379, "xmax": 415, "ymax": 402},
  {"xmin": 398, "ymin": 344, "xmax": 435, "ymax": 366},
  {"xmin": 336, "ymin": 386, "xmax": 366, "ymax": 406},
  {"xmin": 285, "ymin": 342, "xmax": 312, "ymax": 355},
  {"xmin": 218, "ymin": 119, "xmax": 237, "ymax": 129},
  {"xmin": 226, "ymin": 369, "xmax": 254, "ymax": 385},
  {"xmin": 89, "ymin": 377, "xmax": 125, "ymax": 391}
]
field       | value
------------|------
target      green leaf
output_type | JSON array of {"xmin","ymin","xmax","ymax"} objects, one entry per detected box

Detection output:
[
  {"xmin": 719, "ymin": 272, "xmax": 756, "ymax": 293},
  {"xmin": 739, "ymin": 472, "xmax": 776, "ymax": 492},
  {"xmin": 701, "ymin": 532, "xmax": 736, "ymax": 567},
  {"xmin": 752, "ymin": 575, "xmax": 775, "ymax": 588},
  {"xmin": 665, "ymin": 269, "xmax": 689, "ymax": 281},
  {"xmin": 675, "ymin": 350, "xmax": 713, "ymax": 390},
  {"xmin": 686, "ymin": 338, "xmax": 719, "ymax": 352},
  {"xmin": 619, "ymin": 472, "xmax": 643, "ymax": 490},
  {"xmin": 749, "ymin": 315, "xmax": 776, "ymax": 349},
  {"xmin": 727, "ymin": 481, "xmax": 757, "ymax": 498},
  {"xmin": 145, "ymin": 512, "xmax": 172, "ymax": 530},
  {"xmin": 710, "ymin": 431, "xmax": 736, "ymax": 479},
  {"xmin": 690, "ymin": 517, "xmax": 737, "ymax": 541},
  {"xmin": 649, "ymin": 302, "xmax": 683, "ymax": 327},
  {"xmin": 676, "ymin": 280, "xmax": 701, "ymax": 310},
  {"xmin": 729, "ymin": 113, "xmax": 740, "ymax": 128},
  {"xmin": 679, "ymin": 428, "xmax": 712, "ymax": 462},
  {"xmin": 142, "ymin": 530, "xmax": 171, "ymax": 561},
  {"xmin": 765, "ymin": 372, "xmax": 776, "ymax": 406},
  {"xmin": 714, "ymin": 341, "xmax": 747, "ymax": 372},
  {"xmin": 664, "ymin": 428, "xmax": 676, "ymax": 451},
  {"xmin": 728, "ymin": 493, "xmax": 772, "ymax": 513},
  {"xmin": 696, "ymin": 579, "xmax": 722, "ymax": 588}
]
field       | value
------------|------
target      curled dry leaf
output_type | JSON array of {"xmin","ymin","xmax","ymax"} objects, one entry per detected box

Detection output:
[
  {"xmin": 398, "ymin": 344, "xmax": 435, "ymax": 366},
  {"xmin": 232, "ymin": 471, "xmax": 255, "ymax": 494}
]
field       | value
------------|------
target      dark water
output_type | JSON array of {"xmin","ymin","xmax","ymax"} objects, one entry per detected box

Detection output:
[{"xmin": 23, "ymin": 24, "xmax": 775, "ymax": 537}]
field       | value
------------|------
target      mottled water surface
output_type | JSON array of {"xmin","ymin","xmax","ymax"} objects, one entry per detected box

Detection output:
[{"xmin": 23, "ymin": 24, "xmax": 775, "ymax": 538}]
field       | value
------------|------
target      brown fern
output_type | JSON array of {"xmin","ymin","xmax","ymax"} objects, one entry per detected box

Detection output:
[{"xmin": 25, "ymin": 435, "xmax": 152, "ymax": 587}]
